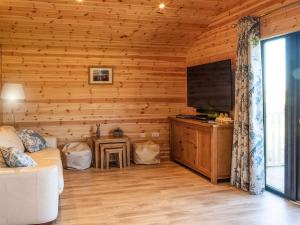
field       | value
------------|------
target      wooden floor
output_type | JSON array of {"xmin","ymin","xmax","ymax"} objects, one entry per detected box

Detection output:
[{"xmin": 55, "ymin": 161, "xmax": 300, "ymax": 225}]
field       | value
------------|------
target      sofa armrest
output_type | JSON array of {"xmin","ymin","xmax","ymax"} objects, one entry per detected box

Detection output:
[
  {"xmin": 0, "ymin": 166, "xmax": 59, "ymax": 225},
  {"xmin": 44, "ymin": 136, "xmax": 57, "ymax": 148}
]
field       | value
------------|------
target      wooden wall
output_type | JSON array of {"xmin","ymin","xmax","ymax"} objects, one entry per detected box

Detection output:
[
  {"xmin": 261, "ymin": 2, "xmax": 300, "ymax": 39},
  {"xmin": 1, "ymin": 42, "xmax": 194, "ymax": 158},
  {"xmin": 187, "ymin": 23, "xmax": 237, "ymax": 67},
  {"xmin": 187, "ymin": 0, "xmax": 300, "ymax": 67},
  {"xmin": 2, "ymin": 0, "xmax": 300, "ymax": 159}
]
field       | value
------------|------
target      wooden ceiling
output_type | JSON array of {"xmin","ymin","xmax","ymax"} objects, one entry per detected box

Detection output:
[{"xmin": 0, "ymin": 0, "xmax": 245, "ymax": 49}]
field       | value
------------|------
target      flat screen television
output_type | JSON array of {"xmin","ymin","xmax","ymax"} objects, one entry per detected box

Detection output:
[{"xmin": 187, "ymin": 59, "xmax": 233, "ymax": 112}]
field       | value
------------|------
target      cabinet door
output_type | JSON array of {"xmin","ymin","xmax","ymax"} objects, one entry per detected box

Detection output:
[
  {"xmin": 182, "ymin": 126, "xmax": 198, "ymax": 166},
  {"xmin": 171, "ymin": 122, "xmax": 183, "ymax": 159},
  {"xmin": 196, "ymin": 127, "xmax": 211, "ymax": 176}
]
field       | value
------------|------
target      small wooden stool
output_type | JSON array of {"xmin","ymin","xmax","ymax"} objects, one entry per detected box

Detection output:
[
  {"xmin": 105, "ymin": 148, "xmax": 123, "ymax": 169},
  {"xmin": 100, "ymin": 143, "xmax": 127, "ymax": 169}
]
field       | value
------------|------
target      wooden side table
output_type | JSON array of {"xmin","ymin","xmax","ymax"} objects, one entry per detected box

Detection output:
[
  {"xmin": 101, "ymin": 143, "xmax": 127, "ymax": 169},
  {"xmin": 105, "ymin": 148, "xmax": 123, "ymax": 169},
  {"xmin": 92, "ymin": 135, "xmax": 131, "ymax": 169}
]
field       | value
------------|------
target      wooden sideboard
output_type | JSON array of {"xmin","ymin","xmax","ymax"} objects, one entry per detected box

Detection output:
[{"xmin": 169, "ymin": 117, "xmax": 233, "ymax": 184}]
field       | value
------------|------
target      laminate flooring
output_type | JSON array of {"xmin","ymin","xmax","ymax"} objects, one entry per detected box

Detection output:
[{"xmin": 55, "ymin": 161, "xmax": 300, "ymax": 225}]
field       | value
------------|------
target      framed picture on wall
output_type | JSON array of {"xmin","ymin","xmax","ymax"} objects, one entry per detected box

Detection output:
[{"xmin": 89, "ymin": 67, "xmax": 113, "ymax": 84}]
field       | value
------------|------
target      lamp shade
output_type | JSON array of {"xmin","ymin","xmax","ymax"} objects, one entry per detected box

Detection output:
[{"xmin": 1, "ymin": 83, "xmax": 25, "ymax": 101}]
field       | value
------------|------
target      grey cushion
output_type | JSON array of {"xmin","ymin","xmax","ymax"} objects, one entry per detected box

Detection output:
[
  {"xmin": 17, "ymin": 129, "xmax": 48, "ymax": 153},
  {"xmin": 0, "ymin": 146, "xmax": 37, "ymax": 167}
]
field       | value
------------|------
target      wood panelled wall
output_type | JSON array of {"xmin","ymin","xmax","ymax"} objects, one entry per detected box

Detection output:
[
  {"xmin": 261, "ymin": 2, "xmax": 300, "ymax": 39},
  {"xmin": 187, "ymin": 23, "xmax": 237, "ymax": 67},
  {"xmin": 1, "ymin": 43, "xmax": 193, "ymax": 158},
  {"xmin": 187, "ymin": 0, "xmax": 300, "ymax": 67},
  {"xmin": 2, "ymin": 0, "xmax": 300, "ymax": 159}
]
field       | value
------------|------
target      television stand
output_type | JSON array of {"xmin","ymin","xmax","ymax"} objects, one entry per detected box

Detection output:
[{"xmin": 169, "ymin": 116, "xmax": 233, "ymax": 184}]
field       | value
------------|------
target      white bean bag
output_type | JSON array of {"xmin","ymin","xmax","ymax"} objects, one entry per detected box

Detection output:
[
  {"xmin": 133, "ymin": 140, "xmax": 160, "ymax": 165},
  {"xmin": 62, "ymin": 142, "xmax": 92, "ymax": 170}
]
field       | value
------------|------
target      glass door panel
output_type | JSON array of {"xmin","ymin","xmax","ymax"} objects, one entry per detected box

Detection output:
[{"xmin": 263, "ymin": 38, "xmax": 286, "ymax": 193}]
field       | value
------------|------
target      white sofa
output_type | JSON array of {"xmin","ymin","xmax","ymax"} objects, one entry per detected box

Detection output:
[{"xmin": 0, "ymin": 136, "xmax": 64, "ymax": 225}]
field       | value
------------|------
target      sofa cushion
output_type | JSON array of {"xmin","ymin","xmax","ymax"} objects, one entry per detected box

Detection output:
[
  {"xmin": 44, "ymin": 136, "xmax": 58, "ymax": 148},
  {"xmin": 26, "ymin": 148, "xmax": 64, "ymax": 193},
  {"xmin": 27, "ymin": 148, "xmax": 61, "ymax": 159},
  {"xmin": 1, "ymin": 146, "xmax": 37, "ymax": 167},
  {"xmin": 0, "ymin": 126, "xmax": 25, "ymax": 152},
  {"xmin": 17, "ymin": 129, "xmax": 48, "ymax": 153}
]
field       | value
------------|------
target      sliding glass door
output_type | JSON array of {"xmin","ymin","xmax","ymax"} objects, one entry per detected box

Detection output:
[
  {"xmin": 263, "ymin": 38, "xmax": 286, "ymax": 193},
  {"xmin": 263, "ymin": 31, "xmax": 300, "ymax": 201}
]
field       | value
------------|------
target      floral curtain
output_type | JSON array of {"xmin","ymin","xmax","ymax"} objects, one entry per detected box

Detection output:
[{"xmin": 231, "ymin": 16, "xmax": 265, "ymax": 195}]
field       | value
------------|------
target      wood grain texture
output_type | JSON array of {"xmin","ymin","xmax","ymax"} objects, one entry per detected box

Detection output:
[
  {"xmin": 187, "ymin": 0, "xmax": 300, "ymax": 67},
  {"xmin": 0, "ymin": 27, "xmax": 198, "ymax": 160},
  {"xmin": 54, "ymin": 161, "xmax": 300, "ymax": 225},
  {"xmin": 261, "ymin": 1, "xmax": 300, "ymax": 39},
  {"xmin": 0, "ymin": 0, "xmax": 245, "ymax": 49},
  {"xmin": 2, "ymin": 0, "xmax": 247, "ymax": 158},
  {"xmin": 187, "ymin": 23, "xmax": 237, "ymax": 67},
  {"xmin": 1, "ymin": 43, "xmax": 195, "ymax": 158},
  {"xmin": 1, "ymin": 0, "xmax": 300, "ymax": 159}
]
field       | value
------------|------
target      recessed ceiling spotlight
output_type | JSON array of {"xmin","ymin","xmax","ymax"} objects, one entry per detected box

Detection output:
[
  {"xmin": 77, "ymin": 0, "xmax": 83, "ymax": 2},
  {"xmin": 159, "ymin": 3, "xmax": 165, "ymax": 9}
]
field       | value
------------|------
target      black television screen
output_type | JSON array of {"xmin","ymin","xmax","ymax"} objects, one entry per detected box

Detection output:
[{"xmin": 187, "ymin": 59, "xmax": 232, "ymax": 112}]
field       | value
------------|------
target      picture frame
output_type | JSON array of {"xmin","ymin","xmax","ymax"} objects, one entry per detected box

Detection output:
[{"xmin": 89, "ymin": 67, "xmax": 113, "ymax": 84}]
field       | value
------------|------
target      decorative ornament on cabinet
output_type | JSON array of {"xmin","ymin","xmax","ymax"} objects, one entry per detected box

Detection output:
[
  {"xmin": 112, "ymin": 128, "xmax": 124, "ymax": 137},
  {"xmin": 96, "ymin": 124, "xmax": 101, "ymax": 138}
]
